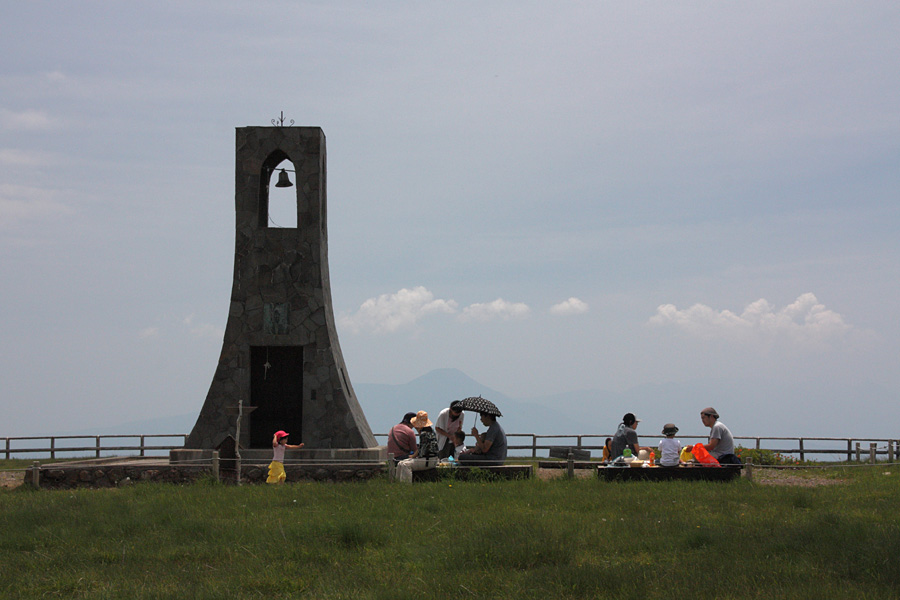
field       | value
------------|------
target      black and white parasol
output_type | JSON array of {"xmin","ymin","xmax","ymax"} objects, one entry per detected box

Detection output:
[{"xmin": 458, "ymin": 395, "xmax": 502, "ymax": 417}]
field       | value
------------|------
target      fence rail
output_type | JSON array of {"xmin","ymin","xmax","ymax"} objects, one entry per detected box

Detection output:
[
  {"xmin": 2, "ymin": 435, "xmax": 188, "ymax": 460},
  {"xmin": 374, "ymin": 433, "xmax": 900, "ymax": 462},
  {"xmin": 3, "ymin": 433, "xmax": 899, "ymax": 463}
]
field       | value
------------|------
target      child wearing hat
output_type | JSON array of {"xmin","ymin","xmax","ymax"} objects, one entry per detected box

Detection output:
[
  {"xmin": 267, "ymin": 430, "xmax": 304, "ymax": 484},
  {"xmin": 658, "ymin": 423, "xmax": 682, "ymax": 467}
]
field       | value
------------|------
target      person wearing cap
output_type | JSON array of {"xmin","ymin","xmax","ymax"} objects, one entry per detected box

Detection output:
[
  {"xmin": 387, "ymin": 412, "xmax": 418, "ymax": 464},
  {"xmin": 457, "ymin": 412, "xmax": 507, "ymax": 465},
  {"xmin": 396, "ymin": 411, "xmax": 440, "ymax": 483},
  {"xmin": 657, "ymin": 423, "xmax": 683, "ymax": 467},
  {"xmin": 434, "ymin": 400, "xmax": 465, "ymax": 459},
  {"xmin": 266, "ymin": 430, "xmax": 304, "ymax": 484},
  {"xmin": 609, "ymin": 413, "xmax": 652, "ymax": 459},
  {"xmin": 700, "ymin": 408, "xmax": 740, "ymax": 465}
]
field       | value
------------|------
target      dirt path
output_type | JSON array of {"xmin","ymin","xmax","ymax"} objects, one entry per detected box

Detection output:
[
  {"xmin": 1, "ymin": 470, "xmax": 25, "ymax": 489},
  {"xmin": 750, "ymin": 468, "xmax": 846, "ymax": 487}
]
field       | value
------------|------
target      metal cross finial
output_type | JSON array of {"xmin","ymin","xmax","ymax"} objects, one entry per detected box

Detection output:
[{"xmin": 272, "ymin": 111, "xmax": 294, "ymax": 127}]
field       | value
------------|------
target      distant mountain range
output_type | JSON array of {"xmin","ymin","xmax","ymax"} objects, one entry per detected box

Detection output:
[{"xmin": 62, "ymin": 368, "xmax": 898, "ymax": 441}]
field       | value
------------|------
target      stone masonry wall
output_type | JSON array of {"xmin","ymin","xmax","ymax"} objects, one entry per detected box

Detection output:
[{"xmin": 24, "ymin": 462, "xmax": 386, "ymax": 490}]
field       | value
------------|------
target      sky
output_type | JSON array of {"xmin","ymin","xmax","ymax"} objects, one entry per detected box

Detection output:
[{"xmin": 2, "ymin": 2, "xmax": 899, "ymax": 438}]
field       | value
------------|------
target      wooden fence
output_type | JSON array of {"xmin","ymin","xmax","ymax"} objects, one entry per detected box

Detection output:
[
  {"xmin": 1, "ymin": 434, "xmax": 187, "ymax": 460},
  {"xmin": 374, "ymin": 433, "xmax": 900, "ymax": 462},
  {"xmin": 3, "ymin": 433, "xmax": 899, "ymax": 463}
]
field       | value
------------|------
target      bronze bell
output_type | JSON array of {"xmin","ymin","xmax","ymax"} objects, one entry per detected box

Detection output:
[{"xmin": 274, "ymin": 168, "xmax": 293, "ymax": 188}]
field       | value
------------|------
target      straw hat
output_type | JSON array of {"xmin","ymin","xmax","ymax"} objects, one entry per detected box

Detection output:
[{"xmin": 410, "ymin": 410, "xmax": 432, "ymax": 429}]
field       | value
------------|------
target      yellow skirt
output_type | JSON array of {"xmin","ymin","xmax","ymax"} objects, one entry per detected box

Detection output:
[{"xmin": 266, "ymin": 460, "xmax": 286, "ymax": 484}]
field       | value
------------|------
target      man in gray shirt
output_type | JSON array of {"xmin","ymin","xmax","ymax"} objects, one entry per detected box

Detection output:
[{"xmin": 700, "ymin": 407, "xmax": 740, "ymax": 465}]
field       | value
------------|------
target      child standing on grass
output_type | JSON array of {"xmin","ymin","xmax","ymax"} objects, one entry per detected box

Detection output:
[
  {"xmin": 658, "ymin": 423, "xmax": 682, "ymax": 467},
  {"xmin": 267, "ymin": 430, "xmax": 304, "ymax": 484}
]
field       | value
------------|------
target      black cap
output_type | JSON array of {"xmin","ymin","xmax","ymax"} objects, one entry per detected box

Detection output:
[{"xmin": 402, "ymin": 412, "xmax": 417, "ymax": 424}]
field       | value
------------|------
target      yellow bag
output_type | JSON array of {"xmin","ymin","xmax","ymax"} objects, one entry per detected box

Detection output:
[{"xmin": 679, "ymin": 446, "xmax": 693, "ymax": 462}]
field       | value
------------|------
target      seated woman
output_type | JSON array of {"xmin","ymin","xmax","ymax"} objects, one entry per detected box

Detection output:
[
  {"xmin": 396, "ymin": 411, "xmax": 439, "ymax": 483},
  {"xmin": 457, "ymin": 412, "xmax": 507, "ymax": 465}
]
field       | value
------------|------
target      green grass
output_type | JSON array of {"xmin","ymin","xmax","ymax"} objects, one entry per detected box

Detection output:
[{"xmin": 1, "ymin": 466, "xmax": 899, "ymax": 599}]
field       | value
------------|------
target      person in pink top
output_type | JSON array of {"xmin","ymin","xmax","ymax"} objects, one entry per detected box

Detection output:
[
  {"xmin": 386, "ymin": 412, "xmax": 418, "ymax": 464},
  {"xmin": 266, "ymin": 430, "xmax": 304, "ymax": 484}
]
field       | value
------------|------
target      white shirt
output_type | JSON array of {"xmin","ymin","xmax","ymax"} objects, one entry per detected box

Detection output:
[{"xmin": 434, "ymin": 407, "xmax": 464, "ymax": 449}]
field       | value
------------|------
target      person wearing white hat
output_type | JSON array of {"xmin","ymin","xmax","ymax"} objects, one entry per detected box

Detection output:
[{"xmin": 610, "ymin": 413, "xmax": 652, "ymax": 459}]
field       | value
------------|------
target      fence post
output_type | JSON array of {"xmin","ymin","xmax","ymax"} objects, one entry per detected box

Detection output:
[
  {"xmin": 856, "ymin": 442, "xmax": 860, "ymax": 462},
  {"xmin": 870, "ymin": 443, "xmax": 877, "ymax": 464},
  {"xmin": 31, "ymin": 461, "xmax": 40, "ymax": 488},
  {"xmin": 577, "ymin": 436, "xmax": 583, "ymax": 451},
  {"xmin": 5, "ymin": 438, "xmax": 9, "ymax": 461},
  {"xmin": 531, "ymin": 435, "xmax": 537, "ymax": 459},
  {"xmin": 755, "ymin": 437, "xmax": 761, "ymax": 450},
  {"xmin": 846, "ymin": 439, "xmax": 852, "ymax": 463},
  {"xmin": 745, "ymin": 461, "xmax": 753, "ymax": 483},
  {"xmin": 95, "ymin": 436, "xmax": 101, "ymax": 458},
  {"xmin": 799, "ymin": 438, "xmax": 805, "ymax": 462},
  {"xmin": 566, "ymin": 450, "xmax": 575, "ymax": 480},
  {"xmin": 50, "ymin": 437, "xmax": 56, "ymax": 460},
  {"xmin": 212, "ymin": 450, "xmax": 220, "ymax": 482},
  {"xmin": 140, "ymin": 435, "xmax": 146, "ymax": 457}
]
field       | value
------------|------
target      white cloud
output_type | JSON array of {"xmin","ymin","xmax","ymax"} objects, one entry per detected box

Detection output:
[
  {"xmin": 459, "ymin": 298, "xmax": 531, "ymax": 323},
  {"xmin": 0, "ymin": 184, "xmax": 74, "ymax": 227},
  {"xmin": 183, "ymin": 314, "xmax": 224, "ymax": 339},
  {"xmin": 0, "ymin": 108, "xmax": 52, "ymax": 131},
  {"xmin": 340, "ymin": 286, "xmax": 458, "ymax": 334},
  {"xmin": 0, "ymin": 148, "xmax": 46, "ymax": 167},
  {"xmin": 648, "ymin": 293, "xmax": 851, "ymax": 344},
  {"xmin": 138, "ymin": 327, "xmax": 159, "ymax": 339},
  {"xmin": 550, "ymin": 297, "xmax": 589, "ymax": 316}
]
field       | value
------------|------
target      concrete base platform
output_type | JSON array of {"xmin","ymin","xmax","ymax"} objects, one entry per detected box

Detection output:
[{"xmin": 24, "ymin": 449, "xmax": 389, "ymax": 489}]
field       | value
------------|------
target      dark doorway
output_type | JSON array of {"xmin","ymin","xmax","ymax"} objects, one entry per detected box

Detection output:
[{"xmin": 250, "ymin": 346, "xmax": 304, "ymax": 448}]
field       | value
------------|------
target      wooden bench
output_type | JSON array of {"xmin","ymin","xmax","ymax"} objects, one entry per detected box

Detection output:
[
  {"xmin": 548, "ymin": 447, "xmax": 591, "ymax": 461},
  {"xmin": 598, "ymin": 465, "xmax": 742, "ymax": 482},
  {"xmin": 538, "ymin": 460, "xmax": 599, "ymax": 470},
  {"xmin": 412, "ymin": 464, "xmax": 533, "ymax": 482}
]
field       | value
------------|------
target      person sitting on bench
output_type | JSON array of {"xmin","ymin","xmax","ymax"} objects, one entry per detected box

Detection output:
[
  {"xmin": 458, "ymin": 412, "xmax": 507, "ymax": 465},
  {"xmin": 700, "ymin": 407, "xmax": 741, "ymax": 465}
]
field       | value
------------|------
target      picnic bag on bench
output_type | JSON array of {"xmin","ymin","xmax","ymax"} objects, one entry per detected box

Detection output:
[{"xmin": 691, "ymin": 443, "xmax": 719, "ymax": 466}]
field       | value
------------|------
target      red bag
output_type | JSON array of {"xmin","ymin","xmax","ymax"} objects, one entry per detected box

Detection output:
[{"xmin": 691, "ymin": 443, "xmax": 720, "ymax": 466}]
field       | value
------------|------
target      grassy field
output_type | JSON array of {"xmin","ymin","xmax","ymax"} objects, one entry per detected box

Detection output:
[{"xmin": 1, "ymin": 463, "xmax": 898, "ymax": 599}]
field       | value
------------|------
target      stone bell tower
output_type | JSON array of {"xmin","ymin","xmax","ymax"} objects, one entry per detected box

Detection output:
[{"xmin": 182, "ymin": 125, "xmax": 375, "ymax": 451}]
